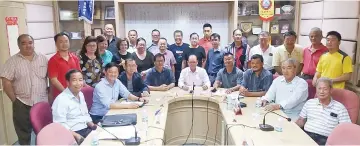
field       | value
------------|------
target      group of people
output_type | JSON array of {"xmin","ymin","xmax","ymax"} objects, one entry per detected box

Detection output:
[{"xmin": 0, "ymin": 22, "xmax": 353, "ymax": 145}]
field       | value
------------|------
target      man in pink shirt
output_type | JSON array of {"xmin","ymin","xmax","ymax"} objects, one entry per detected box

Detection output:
[
  {"xmin": 301, "ymin": 27, "xmax": 328, "ymax": 80},
  {"xmin": 199, "ymin": 23, "xmax": 213, "ymax": 55}
]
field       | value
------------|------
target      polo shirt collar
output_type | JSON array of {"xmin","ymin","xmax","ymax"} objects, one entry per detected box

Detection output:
[
  {"xmin": 250, "ymin": 68, "xmax": 267, "ymax": 78},
  {"xmin": 152, "ymin": 67, "xmax": 165, "ymax": 73},
  {"xmin": 280, "ymin": 76, "xmax": 298, "ymax": 84},
  {"xmin": 223, "ymin": 66, "xmax": 237, "ymax": 74},
  {"xmin": 54, "ymin": 51, "xmax": 74, "ymax": 59},
  {"xmin": 316, "ymin": 97, "xmax": 335, "ymax": 107},
  {"xmin": 308, "ymin": 43, "xmax": 327, "ymax": 52},
  {"xmin": 202, "ymin": 37, "xmax": 210, "ymax": 41},
  {"xmin": 190, "ymin": 67, "xmax": 199, "ymax": 73},
  {"xmin": 213, "ymin": 48, "xmax": 221, "ymax": 52},
  {"xmin": 102, "ymin": 78, "xmax": 117, "ymax": 87},
  {"xmin": 16, "ymin": 52, "xmax": 38, "ymax": 60},
  {"xmin": 63, "ymin": 87, "xmax": 81, "ymax": 103}
]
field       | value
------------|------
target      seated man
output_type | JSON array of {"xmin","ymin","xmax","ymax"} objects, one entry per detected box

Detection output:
[
  {"xmin": 296, "ymin": 77, "xmax": 351, "ymax": 145},
  {"xmin": 239, "ymin": 54, "xmax": 273, "ymax": 97},
  {"xmin": 90, "ymin": 63, "xmax": 149, "ymax": 124},
  {"xmin": 52, "ymin": 69, "xmax": 96, "ymax": 144},
  {"xmin": 261, "ymin": 58, "xmax": 308, "ymax": 120},
  {"xmin": 212, "ymin": 52, "xmax": 242, "ymax": 94},
  {"xmin": 179, "ymin": 55, "xmax": 210, "ymax": 91},
  {"xmin": 119, "ymin": 59, "xmax": 150, "ymax": 97},
  {"xmin": 145, "ymin": 53, "xmax": 175, "ymax": 91}
]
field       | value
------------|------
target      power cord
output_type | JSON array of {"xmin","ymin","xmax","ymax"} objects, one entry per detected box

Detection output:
[
  {"xmin": 142, "ymin": 138, "xmax": 165, "ymax": 145},
  {"xmin": 183, "ymin": 86, "xmax": 195, "ymax": 145},
  {"xmin": 202, "ymin": 97, "xmax": 210, "ymax": 145},
  {"xmin": 225, "ymin": 124, "xmax": 257, "ymax": 145}
]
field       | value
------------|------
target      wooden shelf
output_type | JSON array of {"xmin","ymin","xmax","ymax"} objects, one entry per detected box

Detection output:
[{"xmin": 238, "ymin": 14, "xmax": 259, "ymax": 17}]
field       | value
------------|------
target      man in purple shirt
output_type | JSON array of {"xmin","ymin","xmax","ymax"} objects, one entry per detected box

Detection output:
[{"xmin": 152, "ymin": 37, "xmax": 176, "ymax": 73}]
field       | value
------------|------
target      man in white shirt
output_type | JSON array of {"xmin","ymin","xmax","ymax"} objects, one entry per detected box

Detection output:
[
  {"xmin": 261, "ymin": 58, "xmax": 308, "ymax": 120},
  {"xmin": 296, "ymin": 77, "xmax": 351, "ymax": 145},
  {"xmin": 52, "ymin": 69, "xmax": 96, "ymax": 144},
  {"xmin": 179, "ymin": 55, "xmax": 211, "ymax": 91},
  {"xmin": 248, "ymin": 31, "xmax": 277, "ymax": 74}
]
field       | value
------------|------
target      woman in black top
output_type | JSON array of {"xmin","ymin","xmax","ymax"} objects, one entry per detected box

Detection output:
[
  {"xmin": 112, "ymin": 38, "xmax": 132, "ymax": 73},
  {"xmin": 131, "ymin": 37, "xmax": 154, "ymax": 73}
]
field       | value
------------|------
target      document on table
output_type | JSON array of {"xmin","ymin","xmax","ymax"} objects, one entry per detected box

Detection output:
[
  {"xmin": 120, "ymin": 101, "xmax": 144, "ymax": 106},
  {"xmin": 98, "ymin": 126, "xmax": 136, "ymax": 140}
]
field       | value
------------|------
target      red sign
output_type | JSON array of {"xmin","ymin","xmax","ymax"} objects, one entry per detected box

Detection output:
[{"xmin": 5, "ymin": 17, "xmax": 18, "ymax": 25}]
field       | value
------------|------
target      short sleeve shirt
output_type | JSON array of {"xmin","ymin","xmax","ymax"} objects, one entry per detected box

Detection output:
[
  {"xmin": 144, "ymin": 68, "xmax": 175, "ymax": 86},
  {"xmin": 273, "ymin": 44, "xmax": 303, "ymax": 66},
  {"xmin": 215, "ymin": 67, "xmax": 243, "ymax": 88},
  {"xmin": 182, "ymin": 46, "xmax": 206, "ymax": 67}
]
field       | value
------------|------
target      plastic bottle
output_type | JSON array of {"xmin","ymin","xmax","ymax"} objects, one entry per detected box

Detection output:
[
  {"xmin": 274, "ymin": 118, "xmax": 283, "ymax": 132},
  {"xmin": 255, "ymin": 97, "xmax": 262, "ymax": 108},
  {"xmin": 91, "ymin": 131, "xmax": 99, "ymax": 146}
]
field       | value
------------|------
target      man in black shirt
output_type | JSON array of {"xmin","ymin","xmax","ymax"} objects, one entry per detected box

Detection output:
[
  {"xmin": 169, "ymin": 30, "xmax": 189, "ymax": 86},
  {"xmin": 181, "ymin": 33, "xmax": 206, "ymax": 69}
]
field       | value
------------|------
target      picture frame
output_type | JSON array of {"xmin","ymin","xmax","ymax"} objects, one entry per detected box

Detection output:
[
  {"xmin": 92, "ymin": 28, "xmax": 103, "ymax": 37},
  {"xmin": 105, "ymin": 6, "xmax": 115, "ymax": 20}
]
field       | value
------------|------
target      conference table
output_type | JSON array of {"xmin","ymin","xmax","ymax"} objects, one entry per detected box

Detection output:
[{"xmin": 82, "ymin": 87, "xmax": 317, "ymax": 145}]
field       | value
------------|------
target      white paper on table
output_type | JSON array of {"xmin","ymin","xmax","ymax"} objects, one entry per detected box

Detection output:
[
  {"xmin": 120, "ymin": 101, "xmax": 144, "ymax": 106},
  {"xmin": 98, "ymin": 126, "xmax": 136, "ymax": 140}
]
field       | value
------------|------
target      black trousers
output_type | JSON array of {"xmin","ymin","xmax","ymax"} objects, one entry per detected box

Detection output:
[
  {"xmin": 75, "ymin": 127, "xmax": 92, "ymax": 138},
  {"xmin": 90, "ymin": 114, "xmax": 103, "ymax": 125},
  {"xmin": 305, "ymin": 130, "xmax": 328, "ymax": 145},
  {"xmin": 13, "ymin": 99, "xmax": 32, "ymax": 145}
]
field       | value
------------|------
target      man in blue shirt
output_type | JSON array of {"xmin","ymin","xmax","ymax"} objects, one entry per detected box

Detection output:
[
  {"xmin": 145, "ymin": 53, "xmax": 175, "ymax": 91},
  {"xmin": 90, "ymin": 63, "xmax": 148, "ymax": 124},
  {"xmin": 104, "ymin": 24, "xmax": 119, "ymax": 54},
  {"xmin": 240, "ymin": 54, "xmax": 273, "ymax": 97},
  {"xmin": 169, "ymin": 30, "xmax": 189, "ymax": 86},
  {"xmin": 119, "ymin": 59, "xmax": 150, "ymax": 97},
  {"xmin": 205, "ymin": 33, "xmax": 224, "ymax": 85}
]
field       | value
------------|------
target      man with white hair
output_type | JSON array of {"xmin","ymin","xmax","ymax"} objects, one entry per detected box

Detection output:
[
  {"xmin": 296, "ymin": 77, "xmax": 351, "ymax": 145},
  {"xmin": 178, "ymin": 55, "xmax": 210, "ymax": 91},
  {"xmin": 104, "ymin": 24, "xmax": 119, "ymax": 54},
  {"xmin": 261, "ymin": 58, "xmax": 308, "ymax": 120}
]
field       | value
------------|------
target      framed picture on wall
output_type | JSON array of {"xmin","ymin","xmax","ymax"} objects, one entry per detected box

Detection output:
[
  {"xmin": 105, "ymin": 6, "xmax": 115, "ymax": 20},
  {"xmin": 92, "ymin": 28, "xmax": 103, "ymax": 37}
]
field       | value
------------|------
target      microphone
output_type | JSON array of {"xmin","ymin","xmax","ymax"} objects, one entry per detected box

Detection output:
[
  {"xmin": 259, "ymin": 111, "xmax": 291, "ymax": 131},
  {"xmin": 96, "ymin": 123, "xmax": 140, "ymax": 145}
]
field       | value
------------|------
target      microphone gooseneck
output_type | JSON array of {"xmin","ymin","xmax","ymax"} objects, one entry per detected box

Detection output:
[{"xmin": 259, "ymin": 111, "xmax": 291, "ymax": 131}]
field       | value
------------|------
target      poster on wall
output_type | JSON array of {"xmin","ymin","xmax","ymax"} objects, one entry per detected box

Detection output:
[
  {"xmin": 258, "ymin": 0, "xmax": 274, "ymax": 21},
  {"xmin": 5, "ymin": 17, "xmax": 19, "ymax": 56}
]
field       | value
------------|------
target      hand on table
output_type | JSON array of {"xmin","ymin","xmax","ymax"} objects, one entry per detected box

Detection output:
[
  {"xmin": 239, "ymin": 86, "xmax": 248, "ymax": 96},
  {"xmin": 160, "ymin": 84, "xmax": 170, "ymax": 91},
  {"xmin": 139, "ymin": 97, "xmax": 149, "ymax": 103},
  {"xmin": 87, "ymin": 122, "xmax": 97, "ymax": 130},
  {"xmin": 225, "ymin": 89, "xmax": 233, "ymax": 94},
  {"xmin": 141, "ymin": 91, "xmax": 150, "ymax": 97},
  {"xmin": 264, "ymin": 104, "xmax": 281, "ymax": 112},
  {"xmin": 261, "ymin": 100, "xmax": 269, "ymax": 107},
  {"xmin": 127, "ymin": 103, "xmax": 140, "ymax": 109}
]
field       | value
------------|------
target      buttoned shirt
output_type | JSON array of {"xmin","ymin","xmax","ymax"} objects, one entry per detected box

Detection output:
[
  {"xmin": 0, "ymin": 52, "xmax": 48, "ymax": 106},
  {"xmin": 215, "ymin": 67, "xmax": 243, "ymax": 88},
  {"xmin": 248, "ymin": 45, "xmax": 277, "ymax": 70},
  {"xmin": 107, "ymin": 36, "xmax": 119, "ymax": 55},
  {"xmin": 262, "ymin": 76, "xmax": 308, "ymax": 120},
  {"xmin": 241, "ymin": 69, "xmax": 273, "ymax": 92},
  {"xmin": 52, "ymin": 88, "xmax": 92, "ymax": 131},
  {"xmin": 273, "ymin": 44, "xmax": 303, "ymax": 67},
  {"xmin": 178, "ymin": 66, "xmax": 211, "ymax": 88},
  {"xmin": 205, "ymin": 48, "xmax": 224, "ymax": 75},
  {"xmin": 145, "ymin": 67, "xmax": 175, "ymax": 86},
  {"xmin": 300, "ymin": 98, "xmax": 351, "ymax": 137},
  {"xmin": 151, "ymin": 49, "xmax": 176, "ymax": 70},
  {"xmin": 128, "ymin": 44, "xmax": 137, "ymax": 53},
  {"xmin": 147, "ymin": 43, "xmax": 159, "ymax": 55},
  {"xmin": 90, "ymin": 78, "xmax": 131, "ymax": 116}
]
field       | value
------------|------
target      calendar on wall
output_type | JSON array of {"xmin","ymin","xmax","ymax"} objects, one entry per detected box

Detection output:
[{"xmin": 124, "ymin": 3, "xmax": 229, "ymax": 46}]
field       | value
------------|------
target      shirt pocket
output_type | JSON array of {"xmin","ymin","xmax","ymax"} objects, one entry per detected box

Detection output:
[{"xmin": 34, "ymin": 65, "xmax": 47, "ymax": 79}]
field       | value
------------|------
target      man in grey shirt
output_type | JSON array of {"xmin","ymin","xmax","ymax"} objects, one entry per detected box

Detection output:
[{"xmin": 212, "ymin": 52, "xmax": 243, "ymax": 94}]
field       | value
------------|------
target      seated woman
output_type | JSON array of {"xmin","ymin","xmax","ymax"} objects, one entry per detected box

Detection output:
[{"xmin": 118, "ymin": 59, "xmax": 150, "ymax": 97}]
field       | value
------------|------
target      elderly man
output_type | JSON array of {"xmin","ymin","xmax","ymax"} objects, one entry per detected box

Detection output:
[
  {"xmin": 212, "ymin": 53, "xmax": 243, "ymax": 94},
  {"xmin": 273, "ymin": 31, "xmax": 303, "ymax": 75},
  {"xmin": 301, "ymin": 28, "xmax": 328, "ymax": 80},
  {"xmin": 147, "ymin": 29, "xmax": 161, "ymax": 54},
  {"xmin": 52, "ymin": 69, "xmax": 96, "ymax": 144},
  {"xmin": 1, "ymin": 34, "xmax": 48, "ymax": 145},
  {"xmin": 296, "ymin": 77, "xmax": 351, "ymax": 145},
  {"xmin": 179, "ymin": 55, "xmax": 210, "ymax": 91},
  {"xmin": 240, "ymin": 54, "xmax": 273, "ymax": 97},
  {"xmin": 127, "ymin": 30, "xmax": 138, "ymax": 53},
  {"xmin": 248, "ymin": 31, "xmax": 277, "ymax": 74},
  {"xmin": 104, "ymin": 24, "xmax": 119, "ymax": 54},
  {"xmin": 261, "ymin": 58, "xmax": 308, "ymax": 120},
  {"xmin": 169, "ymin": 30, "xmax": 190, "ymax": 85},
  {"xmin": 90, "ymin": 63, "xmax": 148, "ymax": 124},
  {"xmin": 313, "ymin": 31, "xmax": 352, "ymax": 89},
  {"xmin": 145, "ymin": 54, "xmax": 175, "ymax": 91}
]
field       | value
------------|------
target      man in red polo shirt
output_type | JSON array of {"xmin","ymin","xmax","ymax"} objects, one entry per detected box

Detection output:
[
  {"xmin": 199, "ymin": 23, "xmax": 213, "ymax": 55},
  {"xmin": 301, "ymin": 27, "xmax": 328, "ymax": 80},
  {"xmin": 48, "ymin": 32, "xmax": 81, "ymax": 102}
]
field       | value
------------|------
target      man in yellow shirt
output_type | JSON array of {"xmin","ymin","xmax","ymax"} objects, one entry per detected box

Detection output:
[{"xmin": 313, "ymin": 31, "xmax": 352, "ymax": 89}]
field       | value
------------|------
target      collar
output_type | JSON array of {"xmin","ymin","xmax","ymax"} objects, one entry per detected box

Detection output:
[
  {"xmin": 223, "ymin": 66, "xmax": 237, "ymax": 74},
  {"xmin": 280, "ymin": 76, "xmax": 298, "ymax": 84},
  {"xmin": 152, "ymin": 67, "xmax": 165, "ymax": 73},
  {"xmin": 201, "ymin": 37, "xmax": 210, "ymax": 41},
  {"xmin": 213, "ymin": 48, "xmax": 221, "ymax": 52},
  {"xmin": 63, "ymin": 87, "xmax": 81, "ymax": 102},
  {"xmin": 101, "ymin": 78, "xmax": 117, "ymax": 86},
  {"xmin": 189, "ymin": 66, "xmax": 199, "ymax": 73},
  {"xmin": 16, "ymin": 52, "xmax": 38, "ymax": 60},
  {"xmin": 54, "ymin": 51, "xmax": 74, "ymax": 59},
  {"xmin": 316, "ymin": 97, "xmax": 335, "ymax": 108},
  {"xmin": 307, "ymin": 44, "xmax": 327, "ymax": 51},
  {"xmin": 250, "ymin": 68, "xmax": 267, "ymax": 78},
  {"xmin": 158, "ymin": 50, "xmax": 168, "ymax": 55}
]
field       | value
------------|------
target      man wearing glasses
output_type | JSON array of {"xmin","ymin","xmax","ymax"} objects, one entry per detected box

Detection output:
[{"xmin": 147, "ymin": 29, "xmax": 161, "ymax": 54}]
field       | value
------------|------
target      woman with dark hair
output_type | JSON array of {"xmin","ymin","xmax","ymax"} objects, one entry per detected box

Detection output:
[
  {"xmin": 96, "ymin": 35, "xmax": 113, "ymax": 67},
  {"xmin": 79, "ymin": 36, "xmax": 103, "ymax": 87},
  {"xmin": 112, "ymin": 38, "xmax": 132, "ymax": 73},
  {"xmin": 132, "ymin": 37, "xmax": 154, "ymax": 73}
]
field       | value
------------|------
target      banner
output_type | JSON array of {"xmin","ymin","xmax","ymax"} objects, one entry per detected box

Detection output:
[
  {"xmin": 78, "ymin": 0, "xmax": 94, "ymax": 24},
  {"xmin": 258, "ymin": 0, "xmax": 274, "ymax": 21}
]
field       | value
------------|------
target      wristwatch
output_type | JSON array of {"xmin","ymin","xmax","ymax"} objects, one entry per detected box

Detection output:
[{"xmin": 137, "ymin": 97, "xmax": 141, "ymax": 101}]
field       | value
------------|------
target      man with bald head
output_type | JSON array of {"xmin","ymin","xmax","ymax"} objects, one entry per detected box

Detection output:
[
  {"xmin": 104, "ymin": 24, "xmax": 119, "ymax": 54},
  {"xmin": 178, "ymin": 55, "xmax": 210, "ymax": 91},
  {"xmin": 301, "ymin": 28, "xmax": 328, "ymax": 80},
  {"xmin": 261, "ymin": 58, "xmax": 308, "ymax": 120}
]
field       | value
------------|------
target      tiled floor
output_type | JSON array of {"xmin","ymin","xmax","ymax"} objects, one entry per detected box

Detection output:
[{"xmin": 12, "ymin": 131, "xmax": 36, "ymax": 145}]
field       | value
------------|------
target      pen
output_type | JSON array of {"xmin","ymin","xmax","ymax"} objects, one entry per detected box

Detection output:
[{"xmin": 155, "ymin": 108, "xmax": 162, "ymax": 116}]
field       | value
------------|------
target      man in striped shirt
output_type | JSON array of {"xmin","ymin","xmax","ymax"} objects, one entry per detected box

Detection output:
[{"xmin": 296, "ymin": 77, "xmax": 351, "ymax": 145}]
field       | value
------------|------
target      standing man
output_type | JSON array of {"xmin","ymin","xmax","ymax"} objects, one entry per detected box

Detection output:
[
  {"xmin": 104, "ymin": 24, "xmax": 119, "ymax": 54},
  {"xmin": 147, "ymin": 29, "xmax": 161, "ymax": 54},
  {"xmin": 0, "ymin": 34, "xmax": 48, "ymax": 145},
  {"xmin": 145, "ymin": 54, "xmax": 176, "ymax": 91},
  {"xmin": 152, "ymin": 38, "xmax": 176, "ymax": 73},
  {"xmin": 239, "ymin": 54, "xmax": 273, "ymax": 97},
  {"xmin": 199, "ymin": 23, "xmax": 213, "ymax": 55},
  {"xmin": 48, "ymin": 32, "xmax": 81, "ymax": 102},
  {"xmin": 169, "ymin": 30, "xmax": 189, "ymax": 86},
  {"xmin": 179, "ymin": 55, "xmax": 210, "ymax": 91},
  {"xmin": 313, "ymin": 31, "xmax": 353, "ymax": 89},
  {"xmin": 182, "ymin": 33, "xmax": 206, "ymax": 68},
  {"xmin": 127, "ymin": 29, "xmax": 138, "ymax": 53},
  {"xmin": 205, "ymin": 33, "xmax": 224, "ymax": 85},
  {"xmin": 273, "ymin": 31, "xmax": 303, "ymax": 75},
  {"xmin": 302, "ymin": 28, "xmax": 328, "ymax": 80},
  {"xmin": 248, "ymin": 31, "xmax": 277, "ymax": 74},
  {"xmin": 225, "ymin": 29, "xmax": 249, "ymax": 71}
]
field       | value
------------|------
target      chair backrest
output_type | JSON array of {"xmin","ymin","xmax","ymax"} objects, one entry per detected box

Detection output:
[
  {"xmin": 326, "ymin": 123, "xmax": 360, "ymax": 145},
  {"xmin": 306, "ymin": 79, "xmax": 316, "ymax": 99},
  {"xmin": 331, "ymin": 88, "xmax": 360, "ymax": 123},
  {"xmin": 81, "ymin": 85, "xmax": 94, "ymax": 110},
  {"xmin": 36, "ymin": 123, "xmax": 76, "ymax": 145},
  {"xmin": 30, "ymin": 102, "xmax": 52, "ymax": 134}
]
